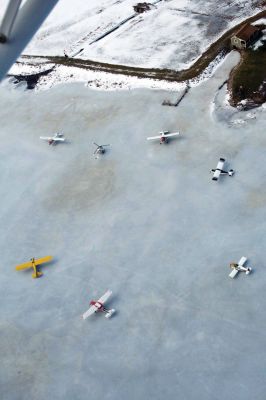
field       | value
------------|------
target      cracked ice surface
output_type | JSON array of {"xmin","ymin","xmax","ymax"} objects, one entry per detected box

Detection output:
[{"xmin": 0, "ymin": 51, "xmax": 266, "ymax": 400}]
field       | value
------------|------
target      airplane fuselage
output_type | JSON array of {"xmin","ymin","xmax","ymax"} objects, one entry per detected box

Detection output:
[{"xmin": 90, "ymin": 300, "xmax": 104, "ymax": 311}]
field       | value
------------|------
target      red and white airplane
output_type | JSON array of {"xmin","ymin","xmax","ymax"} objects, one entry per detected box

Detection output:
[
  {"xmin": 147, "ymin": 131, "xmax": 180, "ymax": 144},
  {"xmin": 229, "ymin": 257, "xmax": 252, "ymax": 278},
  {"xmin": 40, "ymin": 133, "xmax": 65, "ymax": 146},
  {"xmin": 82, "ymin": 290, "xmax": 115, "ymax": 320}
]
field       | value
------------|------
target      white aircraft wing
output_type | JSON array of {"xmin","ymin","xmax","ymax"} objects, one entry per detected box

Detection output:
[
  {"xmin": 238, "ymin": 257, "xmax": 247, "ymax": 267},
  {"xmin": 229, "ymin": 268, "xmax": 239, "ymax": 279},
  {"xmin": 163, "ymin": 132, "xmax": 180, "ymax": 138},
  {"xmin": 0, "ymin": 0, "xmax": 59, "ymax": 81},
  {"xmin": 216, "ymin": 158, "xmax": 225, "ymax": 170},
  {"xmin": 98, "ymin": 290, "xmax": 112, "ymax": 304},
  {"xmin": 147, "ymin": 135, "xmax": 161, "ymax": 141},
  {"xmin": 40, "ymin": 136, "xmax": 52, "ymax": 141},
  {"xmin": 53, "ymin": 137, "xmax": 65, "ymax": 142},
  {"xmin": 212, "ymin": 169, "xmax": 221, "ymax": 181},
  {"xmin": 82, "ymin": 304, "xmax": 98, "ymax": 320},
  {"xmin": 212, "ymin": 158, "xmax": 225, "ymax": 181}
]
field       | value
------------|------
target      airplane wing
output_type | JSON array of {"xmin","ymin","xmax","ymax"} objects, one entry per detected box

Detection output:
[
  {"xmin": 0, "ymin": 0, "xmax": 59, "ymax": 81},
  {"xmin": 229, "ymin": 268, "xmax": 239, "ymax": 279},
  {"xmin": 163, "ymin": 132, "xmax": 180, "ymax": 138},
  {"xmin": 98, "ymin": 290, "xmax": 112, "ymax": 304},
  {"xmin": 15, "ymin": 260, "xmax": 33, "ymax": 271},
  {"xmin": 212, "ymin": 169, "xmax": 221, "ymax": 181},
  {"xmin": 40, "ymin": 136, "xmax": 52, "ymax": 141},
  {"xmin": 53, "ymin": 137, "xmax": 65, "ymax": 142},
  {"xmin": 212, "ymin": 158, "xmax": 225, "ymax": 181},
  {"xmin": 238, "ymin": 257, "xmax": 247, "ymax": 267},
  {"xmin": 147, "ymin": 135, "xmax": 161, "ymax": 141},
  {"xmin": 82, "ymin": 304, "xmax": 98, "ymax": 320},
  {"xmin": 35, "ymin": 256, "xmax": 53, "ymax": 266},
  {"xmin": 217, "ymin": 158, "xmax": 225, "ymax": 170}
]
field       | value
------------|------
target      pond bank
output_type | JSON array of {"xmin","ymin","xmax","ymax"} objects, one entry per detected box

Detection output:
[{"xmin": 7, "ymin": 9, "xmax": 266, "ymax": 108}]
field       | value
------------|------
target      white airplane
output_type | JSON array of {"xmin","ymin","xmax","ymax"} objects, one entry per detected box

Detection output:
[
  {"xmin": 229, "ymin": 257, "xmax": 252, "ymax": 278},
  {"xmin": 82, "ymin": 290, "xmax": 116, "ymax": 320},
  {"xmin": 40, "ymin": 133, "xmax": 65, "ymax": 146},
  {"xmin": 147, "ymin": 131, "xmax": 180, "ymax": 144},
  {"xmin": 211, "ymin": 158, "xmax": 234, "ymax": 181},
  {"xmin": 93, "ymin": 142, "xmax": 110, "ymax": 158}
]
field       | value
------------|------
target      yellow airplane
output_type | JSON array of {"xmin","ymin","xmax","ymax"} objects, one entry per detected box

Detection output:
[{"xmin": 15, "ymin": 256, "xmax": 53, "ymax": 278}]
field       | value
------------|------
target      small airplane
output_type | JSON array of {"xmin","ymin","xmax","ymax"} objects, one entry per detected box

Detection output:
[
  {"xmin": 82, "ymin": 290, "xmax": 116, "ymax": 320},
  {"xmin": 93, "ymin": 143, "xmax": 110, "ymax": 158},
  {"xmin": 211, "ymin": 158, "xmax": 234, "ymax": 181},
  {"xmin": 40, "ymin": 133, "xmax": 65, "ymax": 146},
  {"xmin": 147, "ymin": 131, "xmax": 180, "ymax": 144},
  {"xmin": 15, "ymin": 256, "xmax": 53, "ymax": 278},
  {"xmin": 229, "ymin": 257, "xmax": 252, "ymax": 278}
]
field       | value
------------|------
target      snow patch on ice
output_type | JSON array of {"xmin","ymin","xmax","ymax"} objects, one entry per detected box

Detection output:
[{"xmin": 35, "ymin": 64, "xmax": 186, "ymax": 92}]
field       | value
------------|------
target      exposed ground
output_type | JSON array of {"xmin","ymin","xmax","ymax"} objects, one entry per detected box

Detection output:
[{"xmin": 229, "ymin": 45, "xmax": 266, "ymax": 107}]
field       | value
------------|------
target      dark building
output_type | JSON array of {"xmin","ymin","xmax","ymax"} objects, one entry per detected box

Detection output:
[{"xmin": 231, "ymin": 24, "xmax": 262, "ymax": 49}]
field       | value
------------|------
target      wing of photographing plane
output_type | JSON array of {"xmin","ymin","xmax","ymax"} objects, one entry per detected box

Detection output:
[
  {"xmin": 0, "ymin": 0, "xmax": 59, "ymax": 81},
  {"xmin": 82, "ymin": 305, "xmax": 98, "ymax": 320},
  {"xmin": 98, "ymin": 290, "xmax": 112, "ymax": 304}
]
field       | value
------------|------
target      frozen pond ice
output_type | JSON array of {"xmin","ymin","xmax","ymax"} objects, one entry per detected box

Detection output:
[{"xmin": 0, "ymin": 52, "xmax": 266, "ymax": 400}]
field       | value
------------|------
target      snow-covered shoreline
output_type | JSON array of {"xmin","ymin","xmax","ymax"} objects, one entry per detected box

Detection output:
[
  {"xmin": 5, "ymin": 50, "xmax": 228, "ymax": 93},
  {"xmin": 2, "ymin": 0, "xmax": 263, "ymax": 77},
  {"xmin": 1, "ymin": 1, "xmax": 265, "ymax": 99}
]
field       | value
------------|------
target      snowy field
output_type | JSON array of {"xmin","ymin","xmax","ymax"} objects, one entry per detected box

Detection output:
[
  {"xmin": 2, "ymin": 0, "xmax": 263, "ymax": 71},
  {"xmin": 1, "ymin": 52, "xmax": 266, "ymax": 400}
]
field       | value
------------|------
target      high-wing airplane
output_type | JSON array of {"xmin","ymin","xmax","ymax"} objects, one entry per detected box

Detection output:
[
  {"xmin": 147, "ymin": 131, "xmax": 180, "ymax": 144},
  {"xmin": 229, "ymin": 257, "xmax": 252, "ymax": 278},
  {"xmin": 93, "ymin": 142, "xmax": 110, "ymax": 154},
  {"xmin": 93, "ymin": 143, "xmax": 110, "ymax": 158},
  {"xmin": 15, "ymin": 256, "xmax": 53, "ymax": 278},
  {"xmin": 211, "ymin": 158, "xmax": 234, "ymax": 181},
  {"xmin": 40, "ymin": 133, "xmax": 65, "ymax": 145},
  {"xmin": 83, "ymin": 290, "xmax": 116, "ymax": 319}
]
